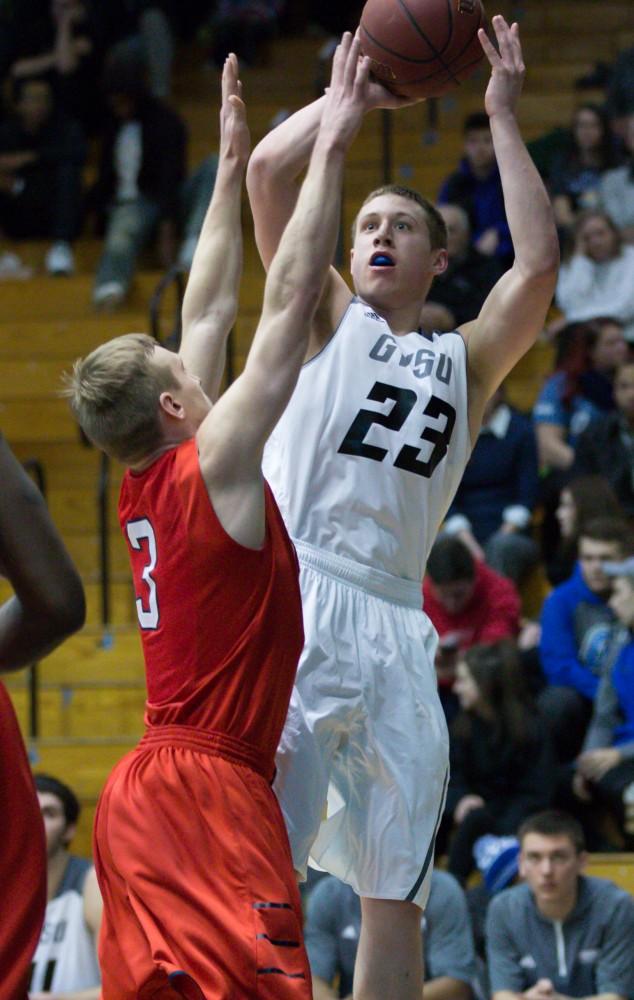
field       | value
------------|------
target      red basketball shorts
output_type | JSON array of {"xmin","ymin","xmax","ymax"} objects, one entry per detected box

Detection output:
[{"xmin": 93, "ymin": 726, "xmax": 311, "ymax": 999}]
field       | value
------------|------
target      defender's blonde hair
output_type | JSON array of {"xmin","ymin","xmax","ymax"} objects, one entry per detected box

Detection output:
[{"xmin": 62, "ymin": 333, "xmax": 178, "ymax": 464}]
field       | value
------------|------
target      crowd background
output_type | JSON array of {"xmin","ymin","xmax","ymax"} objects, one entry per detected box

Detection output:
[{"xmin": 0, "ymin": 0, "xmax": 633, "ymax": 996}]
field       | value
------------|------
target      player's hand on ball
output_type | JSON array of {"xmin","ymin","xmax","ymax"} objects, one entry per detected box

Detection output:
[
  {"xmin": 478, "ymin": 14, "xmax": 525, "ymax": 120},
  {"xmin": 219, "ymin": 52, "xmax": 250, "ymax": 165},
  {"xmin": 365, "ymin": 75, "xmax": 424, "ymax": 112},
  {"xmin": 321, "ymin": 32, "xmax": 371, "ymax": 148}
]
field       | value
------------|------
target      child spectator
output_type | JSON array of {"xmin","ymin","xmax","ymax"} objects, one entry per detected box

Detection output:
[{"xmin": 443, "ymin": 642, "xmax": 554, "ymax": 885}]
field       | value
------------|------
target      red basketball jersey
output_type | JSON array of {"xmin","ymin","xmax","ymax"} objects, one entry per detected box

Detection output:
[{"xmin": 118, "ymin": 438, "xmax": 304, "ymax": 771}]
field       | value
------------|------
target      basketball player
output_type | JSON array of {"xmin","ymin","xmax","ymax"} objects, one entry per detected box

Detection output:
[
  {"xmin": 246, "ymin": 16, "xmax": 559, "ymax": 1000},
  {"xmin": 0, "ymin": 435, "xmax": 85, "ymax": 999},
  {"xmin": 64, "ymin": 41, "xmax": 372, "ymax": 999}
]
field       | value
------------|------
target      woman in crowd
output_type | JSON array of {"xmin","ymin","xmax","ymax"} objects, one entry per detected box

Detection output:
[
  {"xmin": 442, "ymin": 642, "xmax": 554, "ymax": 884},
  {"xmin": 547, "ymin": 475, "xmax": 625, "ymax": 585}
]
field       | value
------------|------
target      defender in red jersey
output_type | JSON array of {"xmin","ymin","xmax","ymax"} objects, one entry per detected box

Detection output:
[
  {"xmin": 0, "ymin": 435, "xmax": 85, "ymax": 999},
  {"xmin": 65, "ymin": 41, "xmax": 372, "ymax": 999}
]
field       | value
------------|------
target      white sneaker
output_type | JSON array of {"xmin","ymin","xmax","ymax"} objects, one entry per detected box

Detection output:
[
  {"xmin": 93, "ymin": 281, "xmax": 125, "ymax": 310},
  {"xmin": 0, "ymin": 251, "xmax": 32, "ymax": 279},
  {"xmin": 46, "ymin": 241, "xmax": 75, "ymax": 276}
]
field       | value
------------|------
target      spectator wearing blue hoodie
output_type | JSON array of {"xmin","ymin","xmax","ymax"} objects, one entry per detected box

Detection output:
[
  {"xmin": 438, "ymin": 112, "xmax": 512, "ymax": 268},
  {"xmin": 573, "ymin": 556, "xmax": 634, "ymax": 847},
  {"xmin": 539, "ymin": 518, "xmax": 630, "ymax": 761}
]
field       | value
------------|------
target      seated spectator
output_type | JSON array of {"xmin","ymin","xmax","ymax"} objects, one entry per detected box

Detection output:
[
  {"xmin": 420, "ymin": 203, "xmax": 504, "ymax": 330},
  {"xmin": 555, "ymin": 210, "xmax": 634, "ymax": 342},
  {"xmin": 549, "ymin": 103, "xmax": 623, "ymax": 234},
  {"xmin": 31, "ymin": 773, "xmax": 101, "ymax": 998},
  {"xmin": 443, "ymin": 643, "xmax": 554, "ymax": 885},
  {"xmin": 574, "ymin": 362, "xmax": 634, "ymax": 518},
  {"xmin": 573, "ymin": 557, "xmax": 634, "ymax": 848},
  {"xmin": 424, "ymin": 536, "xmax": 521, "ymax": 724},
  {"xmin": 305, "ymin": 869, "xmax": 476, "ymax": 1000},
  {"xmin": 539, "ymin": 517, "xmax": 629, "ymax": 761},
  {"xmin": 547, "ymin": 476, "xmax": 625, "ymax": 586},
  {"xmin": 438, "ymin": 111, "xmax": 512, "ymax": 267},
  {"xmin": 443, "ymin": 385, "xmax": 539, "ymax": 584},
  {"xmin": 600, "ymin": 113, "xmax": 634, "ymax": 244},
  {"xmin": 533, "ymin": 319, "xmax": 628, "ymax": 474},
  {"xmin": 0, "ymin": 74, "xmax": 85, "ymax": 275},
  {"xmin": 486, "ymin": 810, "xmax": 634, "ymax": 1000},
  {"xmin": 89, "ymin": 52, "xmax": 188, "ymax": 309},
  {"xmin": 6, "ymin": 0, "xmax": 104, "ymax": 133}
]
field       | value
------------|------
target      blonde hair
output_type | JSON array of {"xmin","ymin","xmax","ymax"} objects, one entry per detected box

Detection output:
[
  {"xmin": 351, "ymin": 184, "xmax": 448, "ymax": 250},
  {"xmin": 62, "ymin": 333, "xmax": 178, "ymax": 464}
]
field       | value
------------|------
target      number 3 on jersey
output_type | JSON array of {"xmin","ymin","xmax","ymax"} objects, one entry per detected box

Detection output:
[
  {"xmin": 126, "ymin": 518, "xmax": 159, "ymax": 629},
  {"xmin": 338, "ymin": 381, "xmax": 456, "ymax": 478}
]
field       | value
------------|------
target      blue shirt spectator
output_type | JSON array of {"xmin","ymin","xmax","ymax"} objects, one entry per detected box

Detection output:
[{"xmin": 533, "ymin": 371, "xmax": 602, "ymax": 451}]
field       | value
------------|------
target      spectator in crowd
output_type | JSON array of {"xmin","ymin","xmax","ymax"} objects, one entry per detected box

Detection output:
[
  {"xmin": 438, "ymin": 111, "xmax": 512, "ymax": 267},
  {"xmin": 549, "ymin": 104, "xmax": 623, "ymax": 235},
  {"xmin": 205, "ymin": 0, "xmax": 283, "ymax": 68},
  {"xmin": 574, "ymin": 362, "xmax": 634, "ymax": 518},
  {"xmin": 533, "ymin": 318, "xmax": 628, "ymax": 474},
  {"xmin": 98, "ymin": 0, "xmax": 177, "ymax": 99},
  {"xmin": 30, "ymin": 774, "xmax": 102, "ymax": 998},
  {"xmin": 442, "ymin": 643, "xmax": 554, "ymax": 885},
  {"xmin": 547, "ymin": 476, "xmax": 625, "ymax": 586},
  {"xmin": 0, "ymin": 74, "xmax": 85, "ymax": 275},
  {"xmin": 442, "ymin": 384, "xmax": 540, "ymax": 584},
  {"xmin": 305, "ymin": 869, "xmax": 476, "ymax": 1000},
  {"xmin": 419, "ymin": 203, "xmax": 504, "ymax": 331},
  {"xmin": 89, "ymin": 52, "xmax": 187, "ymax": 309},
  {"xmin": 5, "ymin": 1, "xmax": 103, "ymax": 133},
  {"xmin": 572, "ymin": 557, "xmax": 634, "ymax": 849},
  {"xmin": 539, "ymin": 517, "xmax": 630, "ymax": 761},
  {"xmin": 600, "ymin": 113, "xmax": 634, "ymax": 245},
  {"xmin": 423, "ymin": 536, "xmax": 521, "ymax": 724},
  {"xmin": 555, "ymin": 210, "xmax": 634, "ymax": 343},
  {"xmin": 486, "ymin": 810, "xmax": 634, "ymax": 1000},
  {"xmin": 604, "ymin": 45, "xmax": 634, "ymax": 134}
]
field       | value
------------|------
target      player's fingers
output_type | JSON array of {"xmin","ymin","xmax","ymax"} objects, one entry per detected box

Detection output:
[
  {"xmin": 477, "ymin": 27, "xmax": 501, "ymax": 68},
  {"xmin": 330, "ymin": 33, "xmax": 350, "ymax": 90},
  {"xmin": 509, "ymin": 22, "xmax": 525, "ymax": 72},
  {"xmin": 493, "ymin": 15, "xmax": 514, "ymax": 66},
  {"xmin": 353, "ymin": 53, "xmax": 372, "ymax": 97},
  {"xmin": 344, "ymin": 34, "xmax": 362, "ymax": 90}
]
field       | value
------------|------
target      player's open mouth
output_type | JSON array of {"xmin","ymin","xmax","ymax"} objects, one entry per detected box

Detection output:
[{"xmin": 370, "ymin": 252, "xmax": 395, "ymax": 267}]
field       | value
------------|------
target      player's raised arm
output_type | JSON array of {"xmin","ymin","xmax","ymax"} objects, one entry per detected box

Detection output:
[
  {"xmin": 198, "ymin": 34, "xmax": 371, "ymax": 542},
  {"xmin": 0, "ymin": 435, "xmax": 85, "ymax": 671},
  {"xmin": 179, "ymin": 54, "xmax": 250, "ymax": 402},
  {"xmin": 460, "ymin": 16, "xmax": 559, "ymax": 433}
]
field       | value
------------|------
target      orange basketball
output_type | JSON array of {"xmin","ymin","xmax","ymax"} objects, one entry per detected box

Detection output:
[{"xmin": 359, "ymin": 0, "xmax": 486, "ymax": 99}]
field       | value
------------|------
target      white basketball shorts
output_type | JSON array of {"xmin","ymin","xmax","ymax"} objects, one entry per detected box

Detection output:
[{"xmin": 274, "ymin": 540, "xmax": 449, "ymax": 909}]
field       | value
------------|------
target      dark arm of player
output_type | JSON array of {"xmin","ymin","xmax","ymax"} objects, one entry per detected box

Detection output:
[{"xmin": 0, "ymin": 435, "xmax": 85, "ymax": 671}]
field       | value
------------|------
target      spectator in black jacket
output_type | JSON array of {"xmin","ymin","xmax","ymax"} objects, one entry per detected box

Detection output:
[
  {"xmin": 420, "ymin": 203, "xmax": 504, "ymax": 332},
  {"xmin": 574, "ymin": 361, "xmax": 634, "ymax": 517},
  {"xmin": 0, "ymin": 74, "xmax": 85, "ymax": 275},
  {"xmin": 90, "ymin": 52, "xmax": 186, "ymax": 309},
  {"xmin": 442, "ymin": 642, "xmax": 555, "ymax": 885}
]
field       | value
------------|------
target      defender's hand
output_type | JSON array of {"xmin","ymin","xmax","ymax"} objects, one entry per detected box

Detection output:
[
  {"xmin": 219, "ymin": 53, "xmax": 250, "ymax": 166},
  {"xmin": 478, "ymin": 15, "xmax": 525, "ymax": 120}
]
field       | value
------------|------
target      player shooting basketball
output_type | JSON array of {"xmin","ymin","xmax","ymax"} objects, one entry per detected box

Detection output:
[{"xmin": 246, "ymin": 15, "xmax": 558, "ymax": 1000}]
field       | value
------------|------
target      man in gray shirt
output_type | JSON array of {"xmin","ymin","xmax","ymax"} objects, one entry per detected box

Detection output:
[
  {"xmin": 486, "ymin": 810, "xmax": 634, "ymax": 1000},
  {"xmin": 306, "ymin": 869, "xmax": 477, "ymax": 1000}
]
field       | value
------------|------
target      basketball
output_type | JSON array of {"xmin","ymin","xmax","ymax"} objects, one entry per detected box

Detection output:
[{"xmin": 359, "ymin": 0, "xmax": 486, "ymax": 99}]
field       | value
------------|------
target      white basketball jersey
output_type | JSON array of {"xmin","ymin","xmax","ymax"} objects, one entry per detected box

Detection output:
[
  {"xmin": 263, "ymin": 298, "xmax": 472, "ymax": 582},
  {"xmin": 30, "ymin": 856, "xmax": 101, "ymax": 993}
]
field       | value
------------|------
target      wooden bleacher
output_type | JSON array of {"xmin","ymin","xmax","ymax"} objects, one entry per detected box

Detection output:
[{"xmin": 0, "ymin": 0, "xmax": 632, "ymax": 872}]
